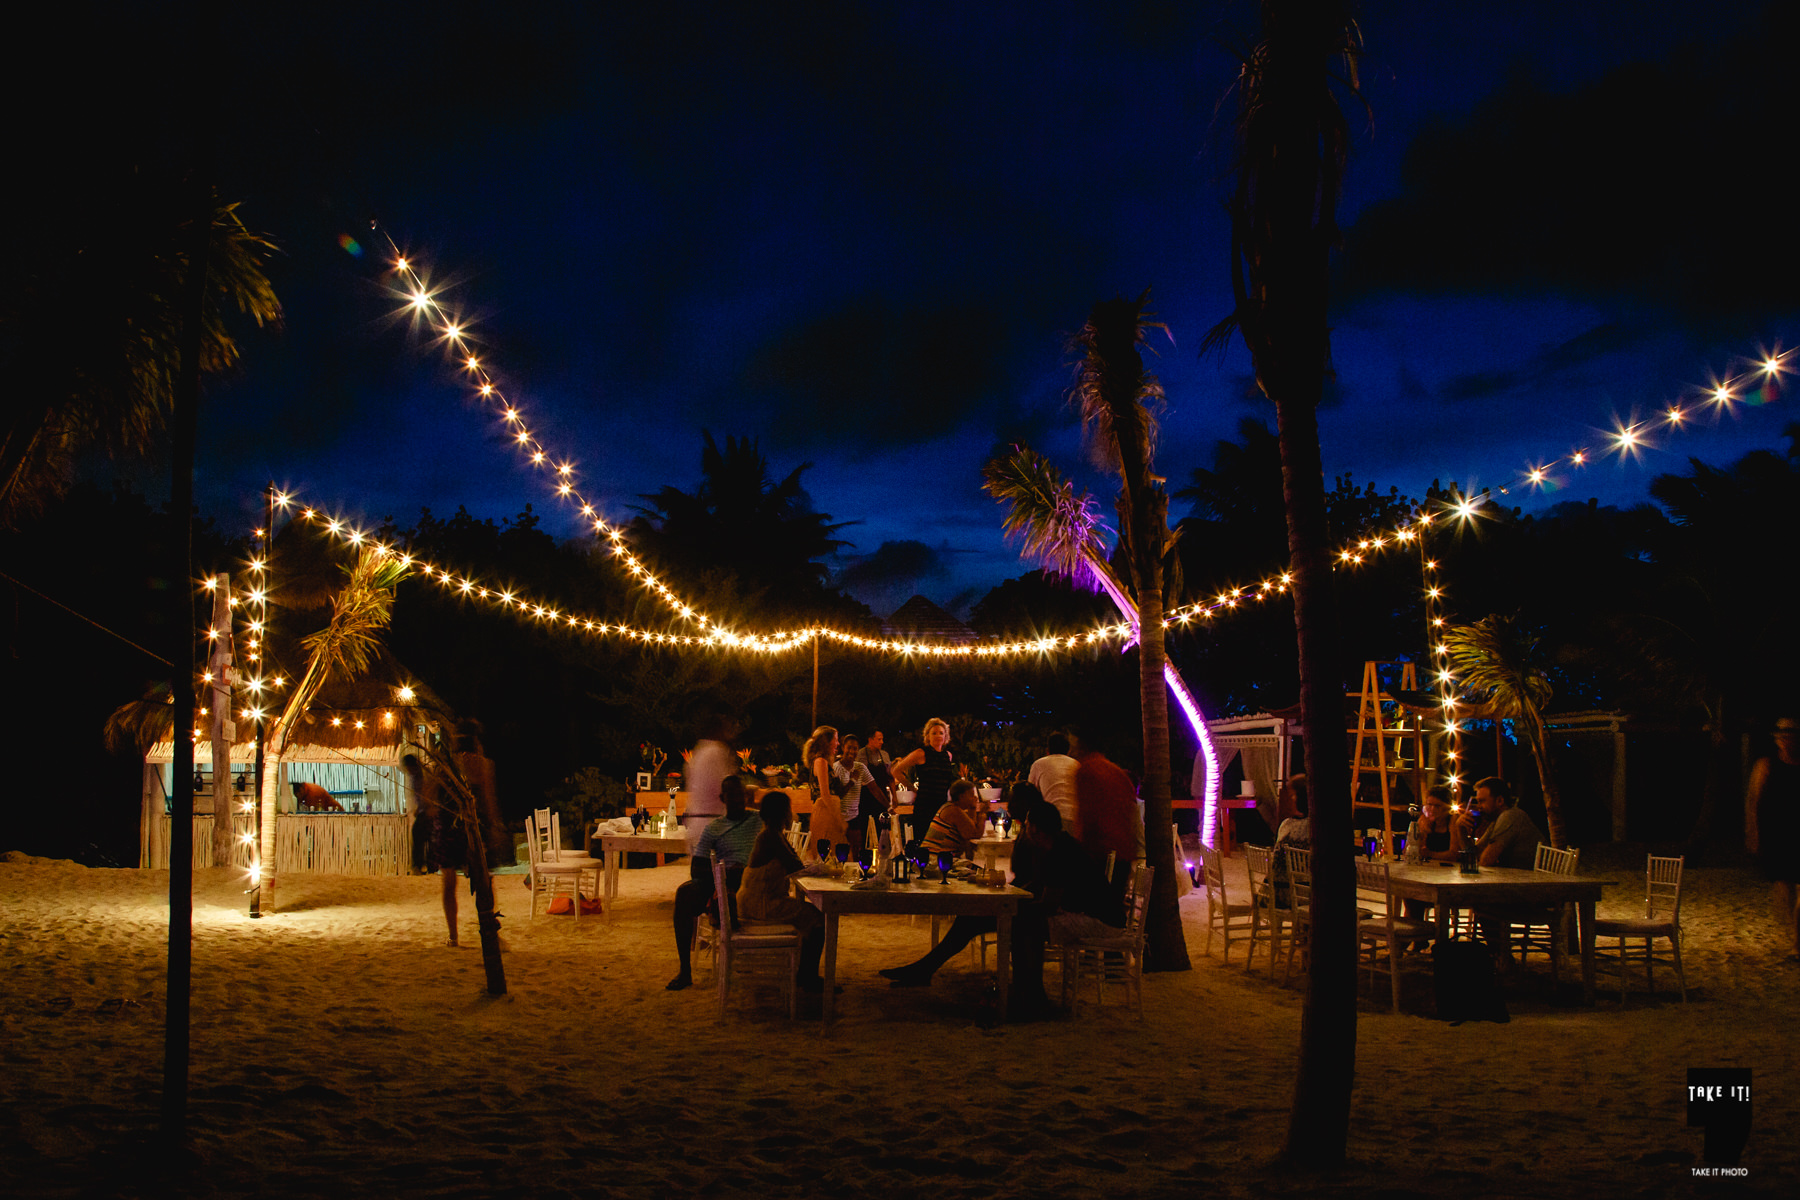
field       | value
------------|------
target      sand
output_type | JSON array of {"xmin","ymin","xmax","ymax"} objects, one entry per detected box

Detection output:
[{"xmin": 1, "ymin": 844, "xmax": 1794, "ymax": 1199}]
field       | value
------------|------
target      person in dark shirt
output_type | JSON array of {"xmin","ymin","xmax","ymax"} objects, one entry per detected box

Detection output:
[
  {"xmin": 877, "ymin": 803, "xmax": 1119, "ymax": 1019},
  {"xmin": 666, "ymin": 776, "xmax": 764, "ymax": 991}
]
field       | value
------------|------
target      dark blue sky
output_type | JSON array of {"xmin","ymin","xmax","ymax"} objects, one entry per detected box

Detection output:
[{"xmin": 54, "ymin": 1, "xmax": 1796, "ymax": 617}]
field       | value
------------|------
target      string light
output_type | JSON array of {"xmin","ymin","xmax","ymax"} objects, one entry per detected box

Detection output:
[{"xmin": 377, "ymin": 244, "xmax": 1794, "ymax": 665}]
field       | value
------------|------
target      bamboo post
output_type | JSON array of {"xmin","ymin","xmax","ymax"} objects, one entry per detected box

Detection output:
[
  {"xmin": 811, "ymin": 630, "xmax": 820, "ymax": 729},
  {"xmin": 208, "ymin": 574, "xmax": 235, "ymax": 868}
]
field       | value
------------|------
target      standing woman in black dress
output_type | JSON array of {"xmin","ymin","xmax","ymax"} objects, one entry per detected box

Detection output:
[{"xmin": 892, "ymin": 717, "xmax": 956, "ymax": 851}]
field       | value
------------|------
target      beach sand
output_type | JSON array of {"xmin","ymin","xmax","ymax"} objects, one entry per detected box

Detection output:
[{"xmin": 1, "ymin": 844, "xmax": 1794, "ymax": 1198}]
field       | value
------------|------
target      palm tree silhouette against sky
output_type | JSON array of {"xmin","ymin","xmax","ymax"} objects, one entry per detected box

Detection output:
[
  {"xmin": 0, "ymin": 189, "xmax": 279, "ymax": 529},
  {"xmin": 1444, "ymin": 614, "xmax": 1567, "ymax": 848}
]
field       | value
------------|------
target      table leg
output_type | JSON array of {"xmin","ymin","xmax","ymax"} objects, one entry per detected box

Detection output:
[
  {"xmin": 996, "ymin": 912, "xmax": 1011, "ymax": 1022},
  {"xmin": 822, "ymin": 910, "xmax": 839, "ymax": 1024},
  {"xmin": 1435, "ymin": 896, "xmax": 1450, "ymax": 942},
  {"xmin": 1578, "ymin": 898, "xmax": 1597, "ymax": 1005}
]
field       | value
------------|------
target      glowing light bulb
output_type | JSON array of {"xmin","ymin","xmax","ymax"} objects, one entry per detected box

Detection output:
[
  {"xmin": 480, "ymin": 383, "xmax": 494, "ymax": 396},
  {"xmin": 1713, "ymin": 385, "xmax": 1732, "ymax": 404},
  {"xmin": 1571, "ymin": 452, "xmax": 1586, "ymax": 465},
  {"xmin": 1528, "ymin": 468, "xmax": 1545, "ymax": 484},
  {"xmin": 410, "ymin": 292, "xmax": 429, "ymax": 310},
  {"xmin": 465, "ymin": 355, "xmax": 479, "ymax": 370},
  {"xmin": 1666, "ymin": 407, "xmax": 1683, "ymax": 424},
  {"xmin": 395, "ymin": 257, "xmax": 408, "ymax": 272},
  {"xmin": 1764, "ymin": 358, "xmax": 1781, "ymax": 374}
]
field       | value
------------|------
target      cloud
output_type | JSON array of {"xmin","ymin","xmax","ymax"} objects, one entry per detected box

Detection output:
[
  {"xmin": 1336, "ymin": 6, "xmax": 1800, "ymax": 323},
  {"xmin": 1436, "ymin": 321, "xmax": 1646, "ymax": 402},
  {"xmin": 740, "ymin": 296, "xmax": 1010, "ymax": 450},
  {"xmin": 833, "ymin": 539, "xmax": 951, "ymax": 593}
]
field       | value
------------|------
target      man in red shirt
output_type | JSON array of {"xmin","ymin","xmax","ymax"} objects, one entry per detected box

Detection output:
[{"xmin": 1069, "ymin": 727, "xmax": 1140, "ymax": 896}]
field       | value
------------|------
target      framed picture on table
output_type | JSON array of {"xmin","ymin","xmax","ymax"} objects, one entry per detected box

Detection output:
[{"xmin": 635, "ymin": 771, "xmax": 652, "ymax": 792}]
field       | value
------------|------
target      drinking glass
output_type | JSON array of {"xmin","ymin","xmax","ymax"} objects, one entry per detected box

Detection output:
[
  {"xmin": 937, "ymin": 851, "xmax": 953, "ymax": 883},
  {"xmin": 835, "ymin": 843, "xmax": 851, "ymax": 866},
  {"xmin": 857, "ymin": 848, "xmax": 873, "ymax": 877},
  {"xmin": 817, "ymin": 838, "xmax": 832, "ymax": 863}
]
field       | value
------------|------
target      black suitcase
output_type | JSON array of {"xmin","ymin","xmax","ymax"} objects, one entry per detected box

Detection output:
[{"xmin": 1433, "ymin": 938, "xmax": 1510, "ymax": 1023}]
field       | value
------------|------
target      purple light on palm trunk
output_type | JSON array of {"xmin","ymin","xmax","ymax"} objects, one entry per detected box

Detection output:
[{"xmin": 1162, "ymin": 662, "xmax": 1221, "ymax": 850}]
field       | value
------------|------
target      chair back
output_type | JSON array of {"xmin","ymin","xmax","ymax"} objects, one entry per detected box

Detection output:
[
  {"xmin": 531, "ymin": 807, "xmax": 555, "ymax": 861},
  {"xmin": 1353, "ymin": 859, "xmax": 1396, "ymax": 927},
  {"xmin": 1197, "ymin": 843, "xmax": 1226, "ymax": 905},
  {"xmin": 710, "ymin": 851, "xmax": 739, "ymax": 934},
  {"xmin": 1245, "ymin": 844, "xmax": 1277, "ymax": 904},
  {"xmin": 1534, "ymin": 843, "xmax": 1579, "ymax": 876},
  {"xmin": 1283, "ymin": 846, "xmax": 1314, "ymax": 922},
  {"xmin": 1646, "ymin": 854, "xmax": 1684, "ymax": 923},
  {"xmin": 1123, "ymin": 864, "xmax": 1155, "ymax": 949},
  {"xmin": 523, "ymin": 813, "xmax": 544, "ymax": 870}
]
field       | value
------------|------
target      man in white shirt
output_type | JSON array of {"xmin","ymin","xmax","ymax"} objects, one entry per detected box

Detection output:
[
  {"xmin": 682, "ymin": 710, "xmax": 739, "ymax": 853},
  {"xmin": 1028, "ymin": 731, "xmax": 1079, "ymax": 827}
]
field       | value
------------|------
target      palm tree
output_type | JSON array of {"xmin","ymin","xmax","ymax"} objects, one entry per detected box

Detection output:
[
  {"xmin": 1443, "ymin": 615, "xmax": 1566, "ymax": 847},
  {"xmin": 1065, "ymin": 294, "xmax": 1187, "ymax": 972},
  {"xmin": 1, "ymin": 192, "xmax": 280, "ymax": 528},
  {"xmin": 1204, "ymin": 0, "xmax": 1362, "ymax": 1169},
  {"xmin": 983, "ymin": 439, "xmax": 1209, "ymax": 974},
  {"xmin": 255, "ymin": 547, "xmax": 410, "ymax": 907}
]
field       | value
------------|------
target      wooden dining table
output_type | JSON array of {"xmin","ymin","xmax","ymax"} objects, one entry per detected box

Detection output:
[
  {"xmin": 595, "ymin": 829, "xmax": 691, "ymax": 904},
  {"xmin": 1380, "ymin": 861, "xmax": 1615, "ymax": 1004},
  {"xmin": 794, "ymin": 875, "xmax": 1033, "ymax": 1024}
]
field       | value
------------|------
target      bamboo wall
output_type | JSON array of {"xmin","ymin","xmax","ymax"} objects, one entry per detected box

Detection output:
[{"xmin": 142, "ymin": 812, "xmax": 412, "ymax": 876}]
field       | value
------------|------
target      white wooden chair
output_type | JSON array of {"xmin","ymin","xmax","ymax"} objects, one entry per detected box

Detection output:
[
  {"xmin": 1058, "ymin": 864, "xmax": 1155, "ymax": 1017},
  {"xmin": 1197, "ymin": 843, "xmax": 1254, "ymax": 964},
  {"xmin": 523, "ymin": 813, "xmax": 600, "ymax": 918},
  {"xmin": 1509, "ymin": 843, "xmax": 1580, "ymax": 981},
  {"xmin": 1244, "ymin": 845, "xmax": 1288, "ymax": 977},
  {"xmin": 1355, "ymin": 859, "xmax": 1434, "ymax": 1012},
  {"xmin": 1281, "ymin": 847, "xmax": 1314, "ymax": 987},
  {"xmin": 1594, "ymin": 854, "xmax": 1686, "ymax": 1003},
  {"xmin": 711, "ymin": 853, "xmax": 802, "ymax": 1019}
]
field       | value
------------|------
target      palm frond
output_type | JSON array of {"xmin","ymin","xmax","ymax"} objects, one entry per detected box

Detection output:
[
  {"xmin": 104, "ymin": 682, "xmax": 177, "ymax": 755},
  {"xmin": 1066, "ymin": 292, "xmax": 1168, "ymax": 475},
  {"xmin": 297, "ymin": 552, "xmax": 411, "ymax": 689},
  {"xmin": 1443, "ymin": 614, "xmax": 1553, "ymax": 719},
  {"xmin": 981, "ymin": 445, "xmax": 1114, "ymax": 590}
]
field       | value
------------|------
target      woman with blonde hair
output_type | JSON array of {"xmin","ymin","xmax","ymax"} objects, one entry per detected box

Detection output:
[
  {"xmin": 893, "ymin": 717, "xmax": 957, "ymax": 849},
  {"xmin": 803, "ymin": 725, "xmax": 850, "ymax": 858}
]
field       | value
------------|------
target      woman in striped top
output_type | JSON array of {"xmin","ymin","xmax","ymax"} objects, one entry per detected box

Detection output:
[{"xmin": 922, "ymin": 778, "xmax": 984, "ymax": 862}]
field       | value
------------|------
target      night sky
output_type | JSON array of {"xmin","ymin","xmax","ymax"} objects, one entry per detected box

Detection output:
[{"xmin": 34, "ymin": 1, "xmax": 1797, "ymax": 618}]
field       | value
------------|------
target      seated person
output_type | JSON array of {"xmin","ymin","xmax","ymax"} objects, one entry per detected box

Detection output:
[
  {"xmin": 1460, "ymin": 776, "xmax": 1546, "ymax": 970},
  {"xmin": 1003, "ymin": 781, "xmax": 1046, "ymax": 884},
  {"xmin": 1415, "ymin": 784, "xmax": 1461, "ymax": 862},
  {"xmin": 1275, "ymin": 774, "xmax": 1311, "ymax": 847},
  {"xmin": 879, "ymin": 805, "xmax": 1122, "ymax": 1019},
  {"xmin": 921, "ymin": 779, "xmax": 985, "ymax": 863},
  {"xmin": 667, "ymin": 776, "xmax": 763, "ymax": 991},
  {"xmin": 1401, "ymin": 783, "xmax": 1463, "ymax": 933},
  {"xmin": 734, "ymin": 791, "xmax": 829, "ymax": 993}
]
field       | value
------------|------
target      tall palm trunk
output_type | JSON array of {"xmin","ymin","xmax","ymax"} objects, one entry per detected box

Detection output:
[
  {"xmin": 1212, "ymin": 0, "xmax": 1359, "ymax": 1168},
  {"xmin": 1078, "ymin": 299, "xmax": 1189, "ymax": 973}
]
